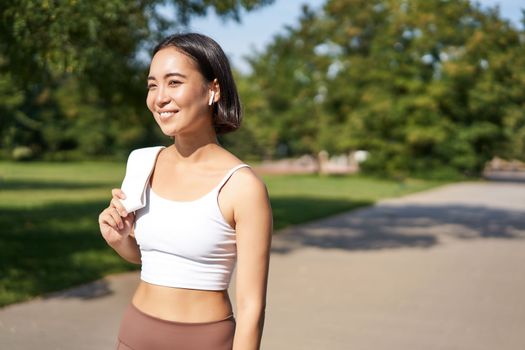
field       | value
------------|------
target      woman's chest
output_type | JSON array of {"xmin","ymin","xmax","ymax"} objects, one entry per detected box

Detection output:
[{"xmin": 133, "ymin": 193, "xmax": 236, "ymax": 258}]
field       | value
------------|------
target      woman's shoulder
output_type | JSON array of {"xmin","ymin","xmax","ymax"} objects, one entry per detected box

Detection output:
[
  {"xmin": 210, "ymin": 146, "xmax": 247, "ymax": 170},
  {"xmin": 222, "ymin": 162, "xmax": 271, "ymax": 222},
  {"xmin": 207, "ymin": 145, "xmax": 262, "ymax": 184},
  {"xmin": 224, "ymin": 161, "xmax": 268, "ymax": 200}
]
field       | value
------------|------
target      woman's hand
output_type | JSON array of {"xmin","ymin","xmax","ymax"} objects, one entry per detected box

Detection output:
[{"xmin": 98, "ymin": 188, "xmax": 135, "ymax": 246}]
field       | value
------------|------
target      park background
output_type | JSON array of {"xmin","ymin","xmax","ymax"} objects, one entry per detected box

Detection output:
[
  {"xmin": 1, "ymin": 0, "xmax": 524, "ymax": 338},
  {"xmin": 2, "ymin": 0, "xmax": 524, "ymax": 177}
]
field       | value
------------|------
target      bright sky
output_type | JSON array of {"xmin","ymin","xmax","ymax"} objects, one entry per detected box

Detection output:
[{"xmin": 187, "ymin": 0, "xmax": 524, "ymax": 73}]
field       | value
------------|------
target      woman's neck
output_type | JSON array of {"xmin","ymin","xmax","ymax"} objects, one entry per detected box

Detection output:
[{"xmin": 170, "ymin": 127, "xmax": 219, "ymax": 164}]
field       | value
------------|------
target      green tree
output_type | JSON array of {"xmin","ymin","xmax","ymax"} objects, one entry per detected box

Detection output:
[
  {"xmin": 245, "ymin": 0, "xmax": 525, "ymax": 177},
  {"xmin": 0, "ymin": 0, "xmax": 273, "ymax": 160}
]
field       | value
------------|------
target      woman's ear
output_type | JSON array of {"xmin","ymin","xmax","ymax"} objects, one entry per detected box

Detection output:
[{"xmin": 208, "ymin": 79, "xmax": 220, "ymax": 106}]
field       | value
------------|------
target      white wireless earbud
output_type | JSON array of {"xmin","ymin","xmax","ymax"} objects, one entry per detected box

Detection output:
[{"xmin": 208, "ymin": 91, "xmax": 216, "ymax": 106}]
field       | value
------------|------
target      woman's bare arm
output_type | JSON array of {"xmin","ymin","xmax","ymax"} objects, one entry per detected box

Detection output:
[{"xmin": 231, "ymin": 171, "xmax": 273, "ymax": 350}]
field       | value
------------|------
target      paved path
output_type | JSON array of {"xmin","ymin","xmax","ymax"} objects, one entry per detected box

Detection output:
[{"xmin": 1, "ymin": 182, "xmax": 525, "ymax": 349}]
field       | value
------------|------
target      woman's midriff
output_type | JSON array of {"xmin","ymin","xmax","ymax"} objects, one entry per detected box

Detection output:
[{"xmin": 131, "ymin": 280, "xmax": 233, "ymax": 323}]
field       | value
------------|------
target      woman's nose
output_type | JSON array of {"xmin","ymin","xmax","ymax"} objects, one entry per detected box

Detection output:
[{"xmin": 155, "ymin": 87, "xmax": 170, "ymax": 105}]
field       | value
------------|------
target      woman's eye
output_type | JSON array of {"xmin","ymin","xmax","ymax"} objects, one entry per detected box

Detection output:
[
  {"xmin": 147, "ymin": 84, "xmax": 156, "ymax": 90},
  {"xmin": 169, "ymin": 80, "xmax": 182, "ymax": 86}
]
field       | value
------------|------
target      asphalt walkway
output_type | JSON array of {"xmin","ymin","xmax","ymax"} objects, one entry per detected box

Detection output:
[{"xmin": 1, "ymin": 181, "xmax": 524, "ymax": 349}]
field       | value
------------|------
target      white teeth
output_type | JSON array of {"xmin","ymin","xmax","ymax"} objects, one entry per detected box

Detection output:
[{"xmin": 159, "ymin": 111, "xmax": 176, "ymax": 118}]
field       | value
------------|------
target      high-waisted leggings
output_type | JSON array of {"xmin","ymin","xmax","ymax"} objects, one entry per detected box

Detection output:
[{"xmin": 116, "ymin": 303, "xmax": 236, "ymax": 350}]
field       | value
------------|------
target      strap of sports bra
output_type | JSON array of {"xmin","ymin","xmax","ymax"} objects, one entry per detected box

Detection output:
[{"xmin": 216, "ymin": 164, "xmax": 251, "ymax": 192}]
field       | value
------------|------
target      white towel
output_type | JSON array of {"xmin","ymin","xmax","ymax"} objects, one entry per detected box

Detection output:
[{"xmin": 120, "ymin": 146, "xmax": 165, "ymax": 213}]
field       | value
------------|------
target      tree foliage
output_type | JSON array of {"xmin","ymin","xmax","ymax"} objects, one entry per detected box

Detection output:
[
  {"xmin": 2, "ymin": 0, "xmax": 524, "ymax": 178},
  {"xmin": 237, "ymin": 0, "xmax": 525, "ymax": 177},
  {"xmin": 0, "ymin": 0, "xmax": 273, "ymax": 160}
]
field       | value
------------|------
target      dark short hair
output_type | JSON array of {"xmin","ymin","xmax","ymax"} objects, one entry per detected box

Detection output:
[{"xmin": 153, "ymin": 33, "xmax": 241, "ymax": 134}]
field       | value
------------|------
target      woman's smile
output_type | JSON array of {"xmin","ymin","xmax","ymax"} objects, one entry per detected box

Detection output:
[{"xmin": 158, "ymin": 110, "xmax": 179, "ymax": 120}]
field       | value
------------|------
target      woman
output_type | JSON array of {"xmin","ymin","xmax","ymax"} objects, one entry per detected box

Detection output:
[{"xmin": 98, "ymin": 33, "xmax": 272, "ymax": 350}]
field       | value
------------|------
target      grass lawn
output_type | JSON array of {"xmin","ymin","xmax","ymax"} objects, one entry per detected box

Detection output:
[{"xmin": 0, "ymin": 161, "xmax": 445, "ymax": 306}]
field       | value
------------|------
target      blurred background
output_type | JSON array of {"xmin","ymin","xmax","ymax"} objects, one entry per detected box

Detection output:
[
  {"xmin": 1, "ymin": 0, "xmax": 524, "ymax": 178},
  {"xmin": 1, "ymin": 0, "xmax": 524, "ymax": 311}
]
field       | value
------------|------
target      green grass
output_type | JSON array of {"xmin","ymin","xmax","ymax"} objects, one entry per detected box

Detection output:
[
  {"xmin": 264, "ymin": 174, "xmax": 443, "ymax": 229},
  {"xmin": 0, "ymin": 161, "xmax": 445, "ymax": 306}
]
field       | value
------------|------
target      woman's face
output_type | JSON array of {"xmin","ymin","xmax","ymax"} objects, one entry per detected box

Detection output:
[{"xmin": 146, "ymin": 47, "xmax": 213, "ymax": 137}]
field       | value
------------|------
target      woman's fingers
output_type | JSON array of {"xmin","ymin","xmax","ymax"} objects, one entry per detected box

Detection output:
[
  {"xmin": 100, "ymin": 224, "xmax": 123, "ymax": 245},
  {"xmin": 100, "ymin": 188, "xmax": 134, "ymax": 244},
  {"xmin": 111, "ymin": 188, "xmax": 127, "ymax": 200},
  {"xmin": 99, "ymin": 207, "xmax": 131, "ymax": 246},
  {"xmin": 122, "ymin": 211, "xmax": 135, "ymax": 225},
  {"xmin": 110, "ymin": 188, "xmax": 128, "ymax": 215},
  {"xmin": 99, "ymin": 209, "xmax": 118, "ymax": 229},
  {"xmin": 108, "ymin": 207, "xmax": 124, "ymax": 229},
  {"xmin": 110, "ymin": 197, "xmax": 128, "ymax": 217}
]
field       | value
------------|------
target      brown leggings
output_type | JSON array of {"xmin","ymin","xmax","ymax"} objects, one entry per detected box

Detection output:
[{"xmin": 116, "ymin": 303, "xmax": 236, "ymax": 350}]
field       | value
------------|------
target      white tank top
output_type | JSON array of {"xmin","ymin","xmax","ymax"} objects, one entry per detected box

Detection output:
[{"xmin": 128, "ymin": 147, "xmax": 250, "ymax": 291}]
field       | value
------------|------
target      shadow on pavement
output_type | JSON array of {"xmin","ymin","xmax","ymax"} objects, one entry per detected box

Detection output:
[
  {"xmin": 272, "ymin": 204, "xmax": 525, "ymax": 254},
  {"xmin": 5, "ymin": 194, "xmax": 524, "ymax": 303},
  {"xmin": 44, "ymin": 279, "xmax": 114, "ymax": 300}
]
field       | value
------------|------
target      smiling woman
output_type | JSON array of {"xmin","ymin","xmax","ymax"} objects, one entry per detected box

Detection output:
[
  {"xmin": 146, "ymin": 48, "xmax": 215, "ymax": 137},
  {"xmin": 97, "ymin": 33, "xmax": 273, "ymax": 350},
  {"xmin": 147, "ymin": 34, "xmax": 242, "ymax": 136}
]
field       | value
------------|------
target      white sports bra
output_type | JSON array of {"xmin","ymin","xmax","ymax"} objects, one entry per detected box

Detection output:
[{"xmin": 120, "ymin": 146, "xmax": 249, "ymax": 291}]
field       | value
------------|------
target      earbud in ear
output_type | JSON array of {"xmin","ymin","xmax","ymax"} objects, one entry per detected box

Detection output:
[{"xmin": 208, "ymin": 91, "xmax": 216, "ymax": 106}]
